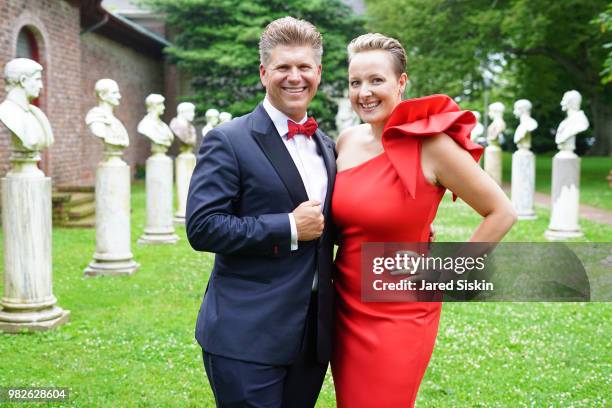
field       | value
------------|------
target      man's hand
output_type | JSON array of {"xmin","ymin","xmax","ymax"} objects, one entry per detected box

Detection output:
[{"xmin": 292, "ymin": 200, "xmax": 324, "ymax": 241}]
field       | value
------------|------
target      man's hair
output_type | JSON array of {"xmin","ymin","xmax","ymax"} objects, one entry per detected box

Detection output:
[
  {"xmin": 259, "ymin": 16, "xmax": 323, "ymax": 66},
  {"xmin": 3, "ymin": 58, "xmax": 43, "ymax": 88},
  {"xmin": 145, "ymin": 93, "xmax": 165, "ymax": 109},
  {"xmin": 94, "ymin": 78, "xmax": 118, "ymax": 96},
  {"xmin": 177, "ymin": 102, "xmax": 195, "ymax": 114},
  {"xmin": 347, "ymin": 33, "xmax": 407, "ymax": 77}
]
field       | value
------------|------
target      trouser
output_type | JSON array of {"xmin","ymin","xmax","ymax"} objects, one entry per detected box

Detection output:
[{"xmin": 202, "ymin": 293, "xmax": 327, "ymax": 408}]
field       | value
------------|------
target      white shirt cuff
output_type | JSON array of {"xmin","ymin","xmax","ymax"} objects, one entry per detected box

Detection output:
[{"xmin": 288, "ymin": 213, "xmax": 298, "ymax": 251}]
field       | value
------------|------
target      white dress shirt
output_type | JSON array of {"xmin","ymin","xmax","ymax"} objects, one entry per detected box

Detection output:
[{"xmin": 262, "ymin": 97, "xmax": 328, "ymax": 251}]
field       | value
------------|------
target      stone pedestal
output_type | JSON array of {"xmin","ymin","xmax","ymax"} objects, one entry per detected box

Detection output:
[
  {"xmin": 0, "ymin": 151, "xmax": 70, "ymax": 333},
  {"xmin": 174, "ymin": 147, "xmax": 196, "ymax": 225},
  {"xmin": 85, "ymin": 149, "xmax": 140, "ymax": 276},
  {"xmin": 139, "ymin": 145, "xmax": 179, "ymax": 244},
  {"xmin": 511, "ymin": 149, "xmax": 536, "ymax": 220},
  {"xmin": 545, "ymin": 151, "xmax": 583, "ymax": 240},
  {"xmin": 484, "ymin": 144, "xmax": 502, "ymax": 186}
]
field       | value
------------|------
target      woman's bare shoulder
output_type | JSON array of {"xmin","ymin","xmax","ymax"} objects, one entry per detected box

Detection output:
[{"xmin": 337, "ymin": 124, "xmax": 370, "ymax": 153}]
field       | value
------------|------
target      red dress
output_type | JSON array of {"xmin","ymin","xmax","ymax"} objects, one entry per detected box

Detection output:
[{"xmin": 331, "ymin": 95, "xmax": 483, "ymax": 407}]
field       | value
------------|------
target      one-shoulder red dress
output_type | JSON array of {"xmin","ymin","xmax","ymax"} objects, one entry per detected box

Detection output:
[{"xmin": 330, "ymin": 95, "xmax": 483, "ymax": 407}]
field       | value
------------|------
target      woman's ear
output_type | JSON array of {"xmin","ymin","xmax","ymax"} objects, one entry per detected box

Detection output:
[{"xmin": 399, "ymin": 72, "xmax": 408, "ymax": 95}]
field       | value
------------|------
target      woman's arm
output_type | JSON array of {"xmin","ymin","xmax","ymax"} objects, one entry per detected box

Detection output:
[{"xmin": 422, "ymin": 133, "xmax": 517, "ymax": 242}]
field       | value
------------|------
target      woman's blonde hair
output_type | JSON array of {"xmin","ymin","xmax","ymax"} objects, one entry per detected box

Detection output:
[{"xmin": 347, "ymin": 33, "xmax": 407, "ymax": 77}]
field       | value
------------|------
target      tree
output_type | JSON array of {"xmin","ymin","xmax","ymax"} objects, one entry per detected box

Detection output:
[
  {"xmin": 366, "ymin": 0, "xmax": 612, "ymax": 155},
  {"xmin": 145, "ymin": 0, "xmax": 365, "ymax": 132}
]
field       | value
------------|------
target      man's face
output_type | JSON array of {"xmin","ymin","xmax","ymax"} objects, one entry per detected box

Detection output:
[
  {"xmin": 183, "ymin": 107, "xmax": 195, "ymax": 122},
  {"xmin": 260, "ymin": 45, "xmax": 321, "ymax": 122},
  {"xmin": 103, "ymin": 84, "xmax": 121, "ymax": 107},
  {"xmin": 21, "ymin": 71, "xmax": 43, "ymax": 100},
  {"xmin": 150, "ymin": 101, "xmax": 164, "ymax": 116}
]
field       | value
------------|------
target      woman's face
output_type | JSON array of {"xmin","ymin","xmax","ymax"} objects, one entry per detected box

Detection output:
[{"xmin": 348, "ymin": 50, "xmax": 407, "ymax": 127}]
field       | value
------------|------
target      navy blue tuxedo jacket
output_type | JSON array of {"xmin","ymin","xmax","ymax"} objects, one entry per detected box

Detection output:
[{"xmin": 186, "ymin": 104, "xmax": 336, "ymax": 365}]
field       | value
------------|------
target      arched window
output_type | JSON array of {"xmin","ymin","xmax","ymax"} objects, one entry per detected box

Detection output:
[{"xmin": 16, "ymin": 27, "xmax": 39, "ymax": 61}]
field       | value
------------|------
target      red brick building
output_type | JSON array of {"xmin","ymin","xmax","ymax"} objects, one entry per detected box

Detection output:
[{"xmin": 0, "ymin": 0, "xmax": 180, "ymax": 186}]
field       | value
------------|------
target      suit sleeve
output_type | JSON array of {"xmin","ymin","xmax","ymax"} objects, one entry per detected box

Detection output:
[{"xmin": 186, "ymin": 128, "xmax": 291, "ymax": 257}]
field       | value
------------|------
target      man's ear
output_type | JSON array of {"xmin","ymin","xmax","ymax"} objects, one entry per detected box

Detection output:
[
  {"xmin": 259, "ymin": 64, "xmax": 267, "ymax": 88},
  {"xmin": 19, "ymin": 74, "xmax": 28, "ymax": 88}
]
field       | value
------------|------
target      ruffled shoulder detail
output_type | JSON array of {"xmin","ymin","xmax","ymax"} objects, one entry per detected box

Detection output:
[{"xmin": 382, "ymin": 94, "xmax": 483, "ymax": 200}]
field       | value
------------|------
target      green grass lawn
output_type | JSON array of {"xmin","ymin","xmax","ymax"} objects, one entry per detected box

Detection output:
[
  {"xmin": 0, "ymin": 183, "xmax": 610, "ymax": 407},
  {"xmin": 502, "ymin": 152, "xmax": 612, "ymax": 211}
]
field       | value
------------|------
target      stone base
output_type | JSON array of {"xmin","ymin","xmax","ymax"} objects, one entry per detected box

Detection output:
[
  {"xmin": 173, "ymin": 214, "xmax": 185, "ymax": 225},
  {"xmin": 138, "ymin": 232, "xmax": 180, "ymax": 245},
  {"xmin": 84, "ymin": 259, "xmax": 140, "ymax": 277},
  {"xmin": 544, "ymin": 228, "xmax": 584, "ymax": 240},
  {"xmin": 517, "ymin": 212, "xmax": 537, "ymax": 221},
  {"xmin": 0, "ymin": 307, "xmax": 70, "ymax": 333}
]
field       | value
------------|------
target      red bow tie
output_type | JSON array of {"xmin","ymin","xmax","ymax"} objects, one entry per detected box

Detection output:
[{"xmin": 287, "ymin": 117, "xmax": 318, "ymax": 140}]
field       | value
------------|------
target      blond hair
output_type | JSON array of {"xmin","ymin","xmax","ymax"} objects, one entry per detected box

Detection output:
[
  {"xmin": 259, "ymin": 16, "xmax": 323, "ymax": 66},
  {"xmin": 347, "ymin": 33, "xmax": 407, "ymax": 77}
]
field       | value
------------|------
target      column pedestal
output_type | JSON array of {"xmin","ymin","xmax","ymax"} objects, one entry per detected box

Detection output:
[
  {"xmin": 139, "ymin": 145, "xmax": 179, "ymax": 244},
  {"xmin": 484, "ymin": 144, "xmax": 502, "ymax": 186},
  {"xmin": 511, "ymin": 148, "xmax": 536, "ymax": 220},
  {"xmin": 174, "ymin": 147, "xmax": 196, "ymax": 225},
  {"xmin": 0, "ymin": 151, "xmax": 70, "ymax": 333},
  {"xmin": 85, "ymin": 149, "xmax": 139, "ymax": 276},
  {"xmin": 545, "ymin": 151, "xmax": 583, "ymax": 240}
]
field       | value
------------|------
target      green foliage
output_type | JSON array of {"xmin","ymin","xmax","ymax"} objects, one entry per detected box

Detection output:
[
  {"xmin": 593, "ymin": 3, "xmax": 612, "ymax": 84},
  {"xmin": 145, "ymin": 0, "xmax": 365, "ymax": 131},
  {"xmin": 365, "ymin": 0, "xmax": 612, "ymax": 155}
]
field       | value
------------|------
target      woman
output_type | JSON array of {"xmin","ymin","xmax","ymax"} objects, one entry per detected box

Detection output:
[{"xmin": 331, "ymin": 33, "xmax": 516, "ymax": 407}]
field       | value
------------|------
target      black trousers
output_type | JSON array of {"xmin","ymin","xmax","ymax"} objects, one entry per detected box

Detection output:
[{"xmin": 202, "ymin": 294, "xmax": 327, "ymax": 408}]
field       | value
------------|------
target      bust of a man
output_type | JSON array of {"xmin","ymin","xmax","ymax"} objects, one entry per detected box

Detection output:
[
  {"xmin": 219, "ymin": 111, "xmax": 232, "ymax": 124},
  {"xmin": 85, "ymin": 79, "xmax": 129, "ymax": 148},
  {"xmin": 486, "ymin": 102, "xmax": 506, "ymax": 147},
  {"xmin": 201, "ymin": 108, "xmax": 219, "ymax": 138},
  {"xmin": 470, "ymin": 111, "xmax": 484, "ymax": 143},
  {"xmin": 169, "ymin": 102, "xmax": 197, "ymax": 147},
  {"xmin": 513, "ymin": 99, "xmax": 538, "ymax": 150},
  {"xmin": 555, "ymin": 90, "xmax": 589, "ymax": 153},
  {"xmin": 335, "ymin": 89, "xmax": 360, "ymax": 134},
  {"xmin": 137, "ymin": 93, "xmax": 174, "ymax": 147},
  {"xmin": 0, "ymin": 58, "xmax": 54, "ymax": 152}
]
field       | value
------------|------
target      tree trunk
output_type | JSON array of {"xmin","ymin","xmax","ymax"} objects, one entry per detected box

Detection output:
[{"xmin": 587, "ymin": 90, "xmax": 612, "ymax": 156}]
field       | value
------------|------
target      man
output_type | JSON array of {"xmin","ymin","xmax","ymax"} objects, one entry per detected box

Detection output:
[{"xmin": 186, "ymin": 17, "xmax": 336, "ymax": 407}]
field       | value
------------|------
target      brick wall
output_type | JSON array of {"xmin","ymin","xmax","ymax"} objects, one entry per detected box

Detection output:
[
  {"xmin": 0, "ymin": 0, "xmax": 170, "ymax": 185},
  {"xmin": 80, "ymin": 32, "xmax": 166, "ymax": 177},
  {"xmin": 0, "ymin": 0, "xmax": 83, "ymax": 185}
]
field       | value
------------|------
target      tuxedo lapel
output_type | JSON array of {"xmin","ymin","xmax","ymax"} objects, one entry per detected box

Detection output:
[
  {"xmin": 250, "ymin": 104, "xmax": 309, "ymax": 207},
  {"xmin": 312, "ymin": 129, "xmax": 336, "ymax": 216}
]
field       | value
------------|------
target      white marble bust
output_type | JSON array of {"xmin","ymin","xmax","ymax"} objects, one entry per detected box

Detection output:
[
  {"xmin": 470, "ymin": 111, "xmax": 484, "ymax": 143},
  {"xmin": 486, "ymin": 102, "xmax": 506, "ymax": 146},
  {"xmin": 85, "ymin": 79, "xmax": 129, "ymax": 147},
  {"xmin": 0, "ymin": 58, "xmax": 54, "ymax": 152},
  {"xmin": 335, "ymin": 89, "xmax": 360, "ymax": 133},
  {"xmin": 137, "ymin": 93, "xmax": 174, "ymax": 147},
  {"xmin": 219, "ymin": 111, "xmax": 232, "ymax": 124},
  {"xmin": 513, "ymin": 99, "xmax": 538, "ymax": 150},
  {"xmin": 169, "ymin": 102, "xmax": 196, "ymax": 146},
  {"xmin": 555, "ymin": 90, "xmax": 589, "ymax": 153},
  {"xmin": 201, "ymin": 108, "xmax": 219, "ymax": 138}
]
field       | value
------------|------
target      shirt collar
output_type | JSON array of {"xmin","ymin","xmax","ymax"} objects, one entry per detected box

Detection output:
[{"xmin": 262, "ymin": 97, "xmax": 307, "ymax": 138}]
